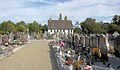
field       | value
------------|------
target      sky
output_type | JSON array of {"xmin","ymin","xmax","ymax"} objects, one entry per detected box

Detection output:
[{"xmin": 0, "ymin": 0, "xmax": 120, "ymax": 25}]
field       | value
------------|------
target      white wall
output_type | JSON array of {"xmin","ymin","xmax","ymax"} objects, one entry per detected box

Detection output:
[
  {"xmin": 48, "ymin": 29, "xmax": 54, "ymax": 35},
  {"xmin": 48, "ymin": 29, "xmax": 73, "ymax": 35},
  {"xmin": 55, "ymin": 29, "xmax": 57, "ymax": 32},
  {"xmin": 65, "ymin": 30, "xmax": 68, "ymax": 35},
  {"xmin": 52, "ymin": 30, "xmax": 54, "ymax": 33},
  {"xmin": 58, "ymin": 29, "xmax": 60, "ymax": 32},
  {"xmin": 71, "ymin": 30, "xmax": 73, "ymax": 34},
  {"xmin": 70, "ymin": 30, "xmax": 73, "ymax": 34},
  {"xmin": 61, "ymin": 30, "xmax": 63, "ymax": 33},
  {"xmin": 48, "ymin": 30, "xmax": 51, "ymax": 33}
]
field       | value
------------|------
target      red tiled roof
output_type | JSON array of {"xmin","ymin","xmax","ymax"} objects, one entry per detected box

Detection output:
[{"xmin": 48, "ymin": 20, "xmax": 73, "ymax": 29}]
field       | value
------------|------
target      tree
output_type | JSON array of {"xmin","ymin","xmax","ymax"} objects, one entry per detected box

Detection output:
[
  {"xmin": 101, "ymin": 22, "xmax": 109, "ymax": 33},
  {"xmin": 16, "ymin": 21, "xmax": 26, "ymax": 32},
  {"xmin": 118, "ymin": 16, "xmax": 120, "ymax": 25},
  {"xmin": 112, "ymin": 15, "xmax": 120, "ymax": 25},
  {"xmin": 109, "ymin": 15, "xmax": 120, "ymax": 33},
  {"xmin": 0, "ymin": 20, "xmax": 16, "ymax": 33},
  {"xmin": 80, "ymin": 18, "xmax": 103, "ymax": 34},
  {"xmin": 28, "ymin": 21, "xmax": 40, "ymax": 33},
  {"xmin": 108, "ymin": 24, "xmax": 120, "ymax": 33},
  {"xmin": 74, "ymin": 28, "xmax": 82, "ymax": 34},
  {"xmin": 17, "ymin": 24, "xmax": 26, "ymax": 32},
  {"xmin": 42, "ymin": 24, "xmax": 48, "ymax": 33},
  {"xmin": 81, "ymin": 22, "xmax": 89, "ymax": 34}
]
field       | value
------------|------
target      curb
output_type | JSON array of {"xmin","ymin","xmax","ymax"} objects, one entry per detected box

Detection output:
[
  {"xmin": 0, "ymin": 42, "xmax": 30, "ymax": 61},
  {"xmin": 0, "ymin": 52, "xmax": 12, "ymax": 61},
  {"xmin": 12, "ymin": 44, "xmax": 27, "ymax": 54},
  {"xmin": 12, "ymin": 41, "xmax": 31, "ymax": 54}
]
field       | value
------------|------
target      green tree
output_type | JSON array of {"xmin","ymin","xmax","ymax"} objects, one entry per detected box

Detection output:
[
  {"xmin": 28, "ymin": 21, "xmax": 40, "ymax": 33},
  {"xmin": 118, "ymin": 16, "xmax": 120, "ymax": 25},
  {"xmin": 81, "ymin": 22, "xmax": 89, "ymax": 34},
  {"xmin": 74, "ymin": 28, "xmax": 82, "ymax": 34},
  {"xmin": 80, "ymin": 18, "xmax": 103, "ymax": 34},
  {"xmin": 112, "ymin": 15, "xmax": 120, "ymax": 25},
  {"xmin": 16, "ymin": 21, "xmax": 26, "ymax": 32},
  {"xmin": 42, "ymin": 24, "xmax": 48, "ymax": 33},
  {"xmin": 101, "ymin": 22, "xmax": 109, "ymax": 33},
  {"xmin": 108, "ymin": 15, "xmax": 120, "ymax": 33},
  {"xmin": 108, "ymin": 24, "xmax": 120, "ymax": 33},
  {"xmin": 0, "ymin": 20, "xmax": 16, "ymax": 33}
]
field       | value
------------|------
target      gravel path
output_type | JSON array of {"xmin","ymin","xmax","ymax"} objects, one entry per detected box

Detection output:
[{"xmin": 0, "ymin": 40, "xmax": 57, "ymax": 70}]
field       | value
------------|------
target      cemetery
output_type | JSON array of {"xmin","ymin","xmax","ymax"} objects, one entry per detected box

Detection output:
[
  {"xmin": 0, "ymin": 32, "xmax": 29, "ymax": 60},
  {"xmin": 49, "ymin": 33, "xmax": 120, "ymax": 70},
  {"xmin": 0, "ymin": 0, "xmax": 120, "ymax": 69}
]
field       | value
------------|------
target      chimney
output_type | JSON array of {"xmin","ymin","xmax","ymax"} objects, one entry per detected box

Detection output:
[
  {"xmin": 49, "ymin": 18, "xmax": 52, "ymax": 21},
  {"xmin": 48, "ymin": 18, "xmax": 52, "ymax": 23},
  {"xmin": 59, "ymin": 13, "xmax": 62, "ymax": 20},
  {"xmin": 64, "ymin": 15, "xmax": 67, "ymax": 20}
]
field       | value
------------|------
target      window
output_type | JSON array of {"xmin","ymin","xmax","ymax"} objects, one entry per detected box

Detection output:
[
  {"xmin": 68, "ymin": 30, "xmax": 70, "ymax": 34},
  {"xmin": 60, "ymin": 29, "xmax": 62, "ymax": 32},
  {"xmin": 51, "ymin": 29, "xmax": 52, "ymax": 32},
  {"xmin": 63, "ymin": 29, "xmax": 65, "ymax": 32}
]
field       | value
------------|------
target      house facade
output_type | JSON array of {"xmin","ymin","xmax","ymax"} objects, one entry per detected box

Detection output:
[{"xmin": 48, "ymin": 14, "xmax": 73, "ymax": 35}]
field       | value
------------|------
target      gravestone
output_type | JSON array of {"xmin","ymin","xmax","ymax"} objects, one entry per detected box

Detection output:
[
  {"xmin": 114, "ymin": 35, "xmax": 120, "ymax": 53},
  {"xmin": 113, "ymin": 31, "xmax": 119, "ymax": 38},
  {"xmin": 79, "ymin": 35, "xmax": 85, "ymax": 47},
  {"xmin": 74, "ymin": 34, "xmax": 79, "ymax": 46},
  {"xmin": 85, "ymin": 35, "xmax": 90, "ymax": 47},
  {"xmin": 67, "ymin": 35, "xmax": 72, "ymax": 45},
  {"xmin": 9, "ymin": 32, "xmax": 14, "ymax": 44},
  {"xmin": 0, "ymin": 34, "xmax": 2, "ymax": 44},
  {"xmin": 2, "ymin": 35, "xmax": 9, "ymax": 45},
  {"xmin": 90, "ymin": 35, "xmax": 98, "ymax": 48},
  {"xmin": 99, "ymin": 35, "xmax": 107, "ymax": 53}
]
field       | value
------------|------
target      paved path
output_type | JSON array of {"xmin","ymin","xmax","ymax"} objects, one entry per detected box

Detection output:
[{"xmin": 0, "ymin": 40, "xmax": 57, "ymax": 70}]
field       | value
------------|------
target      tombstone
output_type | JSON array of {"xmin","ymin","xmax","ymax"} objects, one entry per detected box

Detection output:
[
  {"xmin": 35, "ymin": 33, "xmax": 41, "ymax": 40},
  {"xmin": 74, "ymin": 34, "xmax": 79, "ymax": 46},
  {"xmin": 9, "ymin": 32, "xmax": 14, "ymax": 44},
  {"xmin": 90, "ymin": 35, "xmax": 98, "ymax": 48},
  {"xmin": 67, "ymin": 35, "xmax": 72, "ymax": 45},
  {"xmin": 114, "ymin": 35, "xmax": 120, "ymax": 55},
  {"xmin": 98, "ymin": 34, "xmax": 107, "ymax": 53},
  {"xmin": 105, "ymin": 34, "xmax": 110, "ymax": 51},
  {"xmin": 24, "ymin": 33, "xmax": 30, "ymax": 41},
  {"xmin": 79, "ymin": 35, "xmax": 85, "ymax": 47},
  {"xmin": 85, "ymin": 35, "xmax": 90, "ymax": 47},
  {"xmin": 71, "ymin": 34, "xmax": 75, "ymax": 47},
  {"xmin": 0, "ymin": 34, "xmax": 2, "ymax": 44},
  {"xmin": 113, "ymin": 31, "xmax": 119, "ymax": 38},
  {"xmin": 2, "ymin": 35, "xmax": 9, "ymax": 45},
  {"xmin": 59, "ymin": 32, "xmax": 63, "ymax": 39},
  {"xmin": 62, "ymin": 33, "xmax": 67, "ymax": 39}
]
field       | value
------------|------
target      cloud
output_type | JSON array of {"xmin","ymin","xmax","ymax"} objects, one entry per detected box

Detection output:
[{"xmin": 0, "ymin": 0, "xmax": 120, "ymax": 24}]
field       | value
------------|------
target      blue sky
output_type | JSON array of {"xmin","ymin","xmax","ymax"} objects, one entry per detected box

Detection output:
[{"xmin": 0, "ymin": 0, "xmax": 120, "ymax": 25}]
